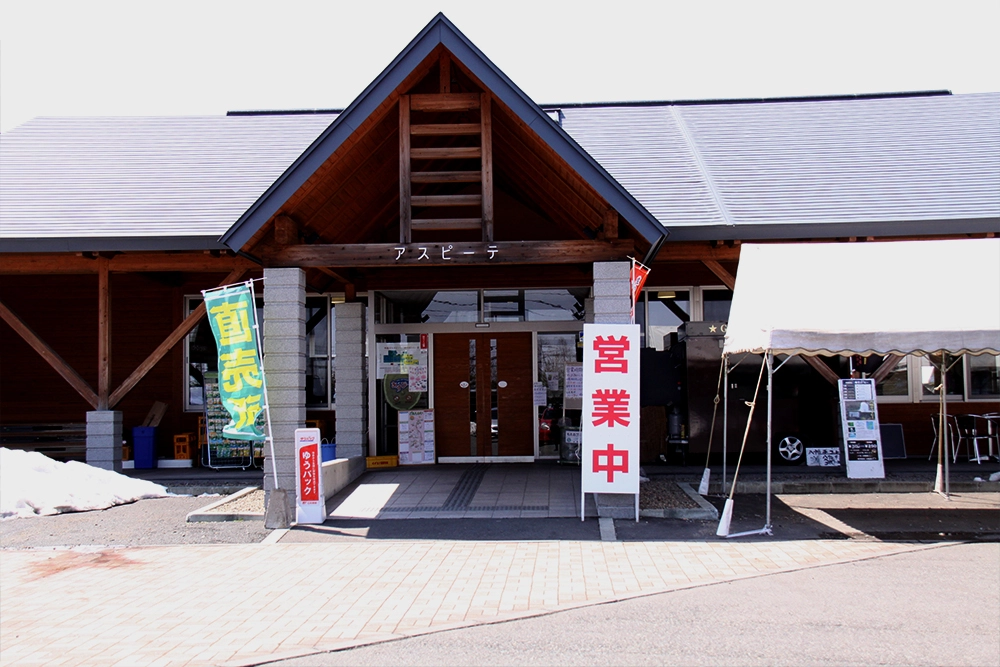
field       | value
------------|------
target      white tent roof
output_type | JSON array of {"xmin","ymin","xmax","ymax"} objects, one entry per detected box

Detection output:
[{"xmin": 723, "ymin": 239, "xmax": 1000, "ymax": 357}]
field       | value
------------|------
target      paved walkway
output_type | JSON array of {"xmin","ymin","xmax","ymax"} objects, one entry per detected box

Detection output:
[
  {"xmin": 327, "ymin": 464, "xmax": 596, "ymax": 519},
  {"xmin": 1, "ymin": 536, "xmax": 943, "ymax": 666}
]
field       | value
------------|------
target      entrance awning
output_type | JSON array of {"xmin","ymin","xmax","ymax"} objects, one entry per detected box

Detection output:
[{"xmin": 723, "ymin": 239, "xmax": 1000, "ymax": 358}]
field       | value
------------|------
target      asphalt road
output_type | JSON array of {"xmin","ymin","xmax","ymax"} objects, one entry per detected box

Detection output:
[{"xmin": 264, "ymin": 541, "xmax": 1000, "ymax": 667}]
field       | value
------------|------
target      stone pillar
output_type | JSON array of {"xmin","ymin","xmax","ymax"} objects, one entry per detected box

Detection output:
[
  {"xmin": 335, "ymin": 301, "xmax": 367, "ymax": 459},
  {"xmin": 86, "ymin": 410, "xmax": 122, "ymax": 472},
  {"xmin": 591, "ymin": 261, "xmax": 634, "ymax": 518},
  {"xmin": 263, "ymin": 268, "xmax": 306, "ymax": 500},
  {"xmin": 592, "ymin": 261, "xmax": 631, "ymax": 325}
]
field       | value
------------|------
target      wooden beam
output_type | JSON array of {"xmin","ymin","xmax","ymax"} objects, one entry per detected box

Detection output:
[
  {"xmin": 481, "ymin": 92, "xmax": 494, "ymax": 243},
  {"xmin": 411, "ymin": 146, "xmax": 482, "ymax": 160},
  {"xmin": 803, "ymin": 355, "xmax": 841, "ymax": 386},
  {"xmin": 439, "ymin": 53, "xmax": 450, "ymax": 93},
  {"xmin": 411, "ymin": 170, "xmax": 482, "ymax": 183},
  {"xmin": 411, "ymin": 219, "xmax": 483, "ymax": 231},
  {"xmin": 0, "ymin": 253, "xmax": 256, "ymax": 275},
  {"xmin": 0, "ymin": 298, "xmax": 99, "ymax": 409},
  {"xmin": 108, "ymin": 269, "xmax": 246, "ymax": 408},
  {"xmin": 399, "ymin": 95, "xmax": 411, "ymax": 244},
  {"xmin": 97, "ymin": 257, "xmax": 111, "ymax": 409},
  {"xmin": 701, "ymin": 258, "xmax": 736, "ymax": 290},
  {"xmin": 409, "ymin": 93, "xmax": 481, "ymax": 112},
  {"xmin": 655, "ymin": 243, "xmax": 742, "ymax": 262},
  {"xmin": 411, "ymin": 123, "xmax": 480, "ymax": 136},
  {"xmin": 871, "ymin": 354, "xmax": 903, "ymax": 385},
  {"xmin": 411, "ymin": 194, "xmax": 482, "ymax": 207},
  {"xmin": 266, "ymin": 239, "xmax": 634, "ymax": 268}
]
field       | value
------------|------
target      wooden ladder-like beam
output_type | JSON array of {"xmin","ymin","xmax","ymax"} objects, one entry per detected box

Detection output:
[{"xmin": 399, "ymin": 89, "xmax": 495, "ymax": 241}]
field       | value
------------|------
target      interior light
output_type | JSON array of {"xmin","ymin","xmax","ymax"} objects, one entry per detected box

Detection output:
[
  {"xmin": 657, "ymin": 291, "xmax": 676, "ymax": 300},
  {"xmin": 330, "ymin": 296, "xmax": 346, "ymax": 304}
]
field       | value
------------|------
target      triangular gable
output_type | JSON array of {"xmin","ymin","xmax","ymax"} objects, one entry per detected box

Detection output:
[{"xmin": 220, "ymin": 13, "xmax": 668, "ymax": 251}]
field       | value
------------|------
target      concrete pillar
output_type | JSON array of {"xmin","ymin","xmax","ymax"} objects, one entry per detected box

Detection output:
[
  {"xmin": 263, "ymin": 268, "xmax": 306, "ymax": 501},
  {"xmin": 86, "ymin": 410, "xmax": 122, "ymax": 472},
  {"xmin": 335, "ymin": 301, "xmax": 367, "ymax": 459},
  {"xmin": 591, "ymin": 261, "xmax": 635, "ymax": 518},
  {"xmin": 592, "ymin": 261, "xmax": 632, "ymax": 325}
]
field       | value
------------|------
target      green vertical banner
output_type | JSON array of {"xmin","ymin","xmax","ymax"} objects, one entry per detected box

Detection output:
[{"xmin": 203, "ymin": 283, "xmax": 266, "ymax": 441}]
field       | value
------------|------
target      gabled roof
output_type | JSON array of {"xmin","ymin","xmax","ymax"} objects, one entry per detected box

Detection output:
[
  {"xmin": 0, "ymin": 114, "xmax": 333, "ymax": 252},
  {"xmin": 559, "ymin": 92, "xmax": 1000, "ymax": 241},
  {"xmin": 218, "ymin": 13, "xmax": 669, "ymax": 251}
]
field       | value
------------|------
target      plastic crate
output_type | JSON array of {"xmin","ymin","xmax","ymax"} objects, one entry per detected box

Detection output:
[
  {"xmin": 173, "ymin": 433, "xmax": 194, "ymax": 460},
  {"xmin": 366, "ymin": 455, "xmax": 398, "ymax": 469}
]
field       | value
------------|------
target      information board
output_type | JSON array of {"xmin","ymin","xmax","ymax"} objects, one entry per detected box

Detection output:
[
  {"xmin": 398, "ymin": 409, "xmax": 435, "ymax": 465},
  {"xmin": 838, "ymin": 378, "xmax": 885, "ymax": 479}
]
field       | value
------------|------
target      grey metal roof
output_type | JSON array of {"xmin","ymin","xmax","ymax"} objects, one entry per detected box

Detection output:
[
  {"xmin": 559, "ymin": 92, "xmax": 1000, "ymax": 241},
  {"xmin": 0, "ymin": 114, "xmax": 333, "ymax": 251},
  {"xmin": 2, "ymin": 91, "xmax": 998, "ymax": 253}
]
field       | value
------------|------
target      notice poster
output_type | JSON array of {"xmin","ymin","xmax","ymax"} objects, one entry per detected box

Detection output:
[
  {"xmin": 376, "ymin": 343, "xmax": 427, "ymax": 380},
  {"xmin": 581, "ymin": 324, "xmax": 641, "ymax": 509},
  {"xmin": 838, "ymin": 378, "xmax": 885, "ymax": 479},
  {"xmin": 398, "ymin": 409, "xmax": 435, "ymax": 465}
]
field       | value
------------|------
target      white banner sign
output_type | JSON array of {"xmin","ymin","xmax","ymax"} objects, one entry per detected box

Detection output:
[{"xmin": 582, "ymin": 324, "xmax": 641, "ymax": 496}]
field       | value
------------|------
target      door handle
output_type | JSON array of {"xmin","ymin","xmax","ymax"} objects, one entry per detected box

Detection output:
[
  {"xmin": 460, "ymin": 381, "xmax": 469, "ymax": 389},
  {"xmin": 498, "ymin": 381, "xmax": 508, "ymax": 388}
]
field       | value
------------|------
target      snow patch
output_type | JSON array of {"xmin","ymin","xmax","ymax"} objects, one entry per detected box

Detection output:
[{"xmin": 0, "ymin": 448, "xmax": 172, "ymax": 520}]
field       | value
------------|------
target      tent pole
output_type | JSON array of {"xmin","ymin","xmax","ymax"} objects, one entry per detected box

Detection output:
[
  {"xmin": 722, "ymin": 356, "xmax": 729, "ymax": 495},
  {"xmin": 943, "ymin": 356, "xmax": 950, "ymax": 498},
  {"xmin": 766, "ymin": 351, "xmax": 773, "ymax": 530}
]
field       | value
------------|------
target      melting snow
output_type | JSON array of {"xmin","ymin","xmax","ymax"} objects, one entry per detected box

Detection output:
[{"xmin": 0, "ymin": 448, "xmax": 172, "ymax": 519}]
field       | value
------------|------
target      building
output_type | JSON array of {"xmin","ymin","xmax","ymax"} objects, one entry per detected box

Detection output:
[{"xmin": 2, "ymin": 15, "xmax": 998, "ymax": 498}]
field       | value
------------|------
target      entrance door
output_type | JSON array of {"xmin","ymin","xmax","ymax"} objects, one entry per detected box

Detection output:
[{"xmin": 434, "ymin": 332, "xmax": 534, "ymax": 458}]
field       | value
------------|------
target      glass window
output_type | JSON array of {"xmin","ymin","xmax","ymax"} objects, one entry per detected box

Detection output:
[
  {"xmin": 379, "ymin": 290, "xmax": 478, "ymax": 324},
  {"xmin": 305, "ymin": 297, "xmax": 335, "ymax": 408},
  {"xmin": 875, "ymin": 356, "xmax": 909, "ymax": 397},
  {"xmin": 969, "ymin": 354, "xmax": 1000, "ymax": 398},
  {"xmin": 921, "ymin": 353, "xmax": 965, "ymax": 399},
  {"xmin": 646, "ymin": 289, "xmax": 690, "ymax": 351},
  {"xmin": 537, "ymin": 333, "xmax": 581, "ymax": 458},
  {"xmin": 525, "ymin": 289, "xmax": 587, "ymax": 321},
  {"xmin": 703, "ymin": 289, "xmax": 733, "ymax": 322},
  {"xmin": 483, "ymin": 290, "xmax": 523, "ymax": 322}
]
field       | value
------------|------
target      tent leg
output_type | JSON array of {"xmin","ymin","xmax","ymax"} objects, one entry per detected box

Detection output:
[
  {"xmin": 765, "ymin": 351, "xmax": 773, "ymax": 530},
  {"xmin": 722, "ymin": 358, "xmax": 729, "ymax": 495}
]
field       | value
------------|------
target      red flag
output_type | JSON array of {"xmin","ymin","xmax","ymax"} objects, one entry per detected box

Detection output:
[{"xmin": 630, "ymin": 260, "xmax": 651, "ymax": 323}]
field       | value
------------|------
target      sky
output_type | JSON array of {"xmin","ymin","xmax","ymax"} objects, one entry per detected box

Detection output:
[{"xmin": 1, "ymin": 0, "xmax": 998, "ymax": 133}]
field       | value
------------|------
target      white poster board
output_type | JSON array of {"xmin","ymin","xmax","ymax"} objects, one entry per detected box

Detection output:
[
  {"xmin": 563, "ymin": 362, "xmax": 584, "ymax": 410},
  {"xmin": 838, "ymin": 379, "xmax": 885, "ymax": 479},
  {"xmin": 581, "ymin": 324, "xmax": 641, "ymax": 520},
  {"xmin": 398, "ymin": 409, "xmax": 435, "ymax": 465},
  {"xmin": 294, "ymin": 428, "xmax": 326, "ymax": 524}
]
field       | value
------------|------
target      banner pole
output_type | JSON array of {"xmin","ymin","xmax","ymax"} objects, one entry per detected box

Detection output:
[{"xmin": 248, "ymin": 278, "xmax": 279, "ymax": 490}]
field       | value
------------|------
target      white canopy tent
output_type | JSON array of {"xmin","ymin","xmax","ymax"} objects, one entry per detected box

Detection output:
[{"xmin": 719, "ymin": 238, "xmax": 1000, "ymax": 536}]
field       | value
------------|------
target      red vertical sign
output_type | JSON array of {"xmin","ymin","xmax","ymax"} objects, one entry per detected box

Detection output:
[{"xmin": 298, "ymin": 443, "xmax": 320, "ymax": 502}]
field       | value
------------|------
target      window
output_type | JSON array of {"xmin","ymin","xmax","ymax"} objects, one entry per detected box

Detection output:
[
  {"xmin": 184, "ymin": 294, "xmax": 339, "ymax": 411},
  {"xmin": 873, "ymin": 353, "xmax": 999, "ymax": 403},
  {"xmin": 377, "ymin": 289, "xmax": 587, "ymax": 325}
]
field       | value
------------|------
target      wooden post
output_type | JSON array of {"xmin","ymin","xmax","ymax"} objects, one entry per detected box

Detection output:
[
  {"xmin": 481, "ymin": 92, "xmax": 494, "ymax": 243},
  {"xmin": 97, "ymin": 257, "xmax": 111, "ymax": 409},
  {"xmin": 399, "ymin": 95, "xmax": 412, "ymax": 244},
  {"xmin": 439, "ymin": 53, "xmax": 451, "ymax": 93}
]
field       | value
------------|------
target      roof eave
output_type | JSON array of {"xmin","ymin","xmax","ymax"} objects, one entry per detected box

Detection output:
[{"xmin": 0, "ymin": 236, "xmax": 229, "ymax": 253}]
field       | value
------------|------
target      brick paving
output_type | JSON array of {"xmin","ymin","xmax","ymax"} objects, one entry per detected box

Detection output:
[{"xmin": 0, "ymin": 537, "xmax": 936, "ymax": 666}]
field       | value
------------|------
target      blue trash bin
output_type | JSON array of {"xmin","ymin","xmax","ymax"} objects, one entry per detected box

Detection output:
[
  {"xmin": 132, "ymin": 427, "xmax": 157, "ymax": 469},
  {"xmin": 321, "ymin": 442, "xmax": 336, "ymax": 462}
]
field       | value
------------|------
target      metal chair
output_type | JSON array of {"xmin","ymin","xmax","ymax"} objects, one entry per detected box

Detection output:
[
  {"xmin": 953, "ymin": 415, "xmax": 994, "ymax": 464},
  {"xmin": 975, "ymin": 413, "xmax": 999, "ymax": 462},
  {"xmin": 928, "ymin": 414, "xmax": 956, "ymax": 462}
]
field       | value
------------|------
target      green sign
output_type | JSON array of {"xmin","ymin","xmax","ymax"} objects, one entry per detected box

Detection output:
[{"xmin": 203, "ymin": 283, "xmax": 266, "ymax": 441}]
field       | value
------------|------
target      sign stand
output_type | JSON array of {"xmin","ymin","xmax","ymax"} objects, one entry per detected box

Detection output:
[
  {"xmin": 580, "ymin": 323, "xmax": 641, "ymax": 522},
  {"xmin": 294, "ymin": 427, "xmax": 326, "ymax": 524},
  {"xmin": 838, "ymin": 378, "xmax": 885, "ymax": 479}
]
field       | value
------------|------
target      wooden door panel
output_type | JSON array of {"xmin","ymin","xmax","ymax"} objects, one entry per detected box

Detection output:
[
  {"xmin": 494, "ymin": 333, "xmax": 534, "ymax": 456},
  {"xmin": 434, "ymin": 333, "xmax": 475, "ymax": 458}
]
